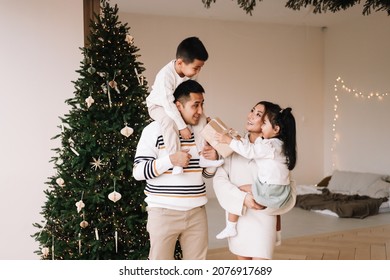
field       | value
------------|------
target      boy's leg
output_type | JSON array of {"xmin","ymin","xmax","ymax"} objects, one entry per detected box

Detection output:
[{"xmin": 149, "ymin": 106, "xmax": 182, "ymax": 174}]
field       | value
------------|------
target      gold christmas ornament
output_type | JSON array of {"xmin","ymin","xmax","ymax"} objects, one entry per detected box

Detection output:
[
  {"xmin": 120, "ymin": 125, "xmax": 134, "ymax": 138},
  {"xmin": 80, "ymin": 220, "xmax": 89, "ymax": 228},
  {"xmin": 109, "ymin": 80, "xmax": 117, "ymax": 88},
  {"xmin": 56, "ymin": 178, "xmax": 65, "ymax": 187},
  {"xmin": 108, "ymin": 191, "xmax": 122, "ymax": 203}
]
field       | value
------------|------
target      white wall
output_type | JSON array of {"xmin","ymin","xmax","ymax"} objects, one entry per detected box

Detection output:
[
  {"xmin": 1, "ymin": 0, "xmax": 388, "ymax": 260},
  {"xmin": 323, "ymin": 15, "xmax": 390, "ymax": 176},
  {"xmin": 0, "ymin": 0, "xmax": 83, "ymax": 259}
]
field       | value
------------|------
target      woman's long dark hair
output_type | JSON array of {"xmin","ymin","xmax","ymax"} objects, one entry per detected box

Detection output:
[{"xmin": 257, "ymin": 101, "xmax": 297, "ymax": 170}]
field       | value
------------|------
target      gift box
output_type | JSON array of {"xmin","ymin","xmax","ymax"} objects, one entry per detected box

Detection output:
[{"xmin": 201, "ymin": 117, "xmax": 239, "ymax": 158}]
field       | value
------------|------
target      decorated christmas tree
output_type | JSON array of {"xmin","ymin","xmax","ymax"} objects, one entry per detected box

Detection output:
[{"xmin": 32, "ymin": 0, "xmax": 150, "ymax": 260}]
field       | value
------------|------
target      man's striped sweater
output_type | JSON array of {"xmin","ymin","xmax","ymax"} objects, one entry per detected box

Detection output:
[{"xmin": 133, "ymin": 121, "xmax": 216, "ymax": 211}]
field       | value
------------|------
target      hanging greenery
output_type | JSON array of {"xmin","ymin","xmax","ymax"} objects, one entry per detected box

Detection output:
[{"xmin": 202, "ymin": 0, "xmax": 390, "ymax": 16}]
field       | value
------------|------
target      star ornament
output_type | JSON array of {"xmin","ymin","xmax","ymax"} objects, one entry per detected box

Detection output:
[{"xmin": 90, "ymin": 157, "xmax": 104, "ymax": 170}]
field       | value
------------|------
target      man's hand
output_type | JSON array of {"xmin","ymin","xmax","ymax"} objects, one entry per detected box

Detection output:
[
  {"xmin": 201, "ymin": 142, "xmax": 218, "ymax": 160},
  {"xmin": 179, "ymin": 127, "xmax": 192, "ymax": 139},
  {"xmin": 170, "ymin": 149, "xmax": 192, "ymax": 167}
]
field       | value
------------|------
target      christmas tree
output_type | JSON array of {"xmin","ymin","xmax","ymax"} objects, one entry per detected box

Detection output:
[{"xmin": 32, "ymin": 0, "xmax": 150, "ymax": 260}]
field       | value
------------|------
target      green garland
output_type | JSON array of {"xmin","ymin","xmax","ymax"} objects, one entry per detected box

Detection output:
[{"xmin": 202, "ymin": 0, "xmax": 390, "ymax": 16}]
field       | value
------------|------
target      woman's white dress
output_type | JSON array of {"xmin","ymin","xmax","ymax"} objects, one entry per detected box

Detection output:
[{"xmin": 213, "ymin": 151, "xmax": 276, "ymax": 259}]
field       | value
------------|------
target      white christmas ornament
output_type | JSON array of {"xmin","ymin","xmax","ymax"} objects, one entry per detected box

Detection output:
[
  {"xmin": 41, "ymin": 247, "xmax": 49, "ymax": 257},
  {"xmin": 108, "ymin": 191, "xmax": 122, "ymax": 202},
  {"xmin": 120, "ymin": 125, "xmax": 134, "ymax": 137},
  {"xmin": 75, "ymin": 200, "xmax": 85, "ymax": 213},
  {"xmin": 125, "ymin": 34, "xmax": 134, "ymax": 44},
  {"xmin": 56, "ymin": 178, "xmax": 65, "ymax": 187},
  {"xmin": 85, "ymin": 96, "xmax": 95, "ymax": 108}
]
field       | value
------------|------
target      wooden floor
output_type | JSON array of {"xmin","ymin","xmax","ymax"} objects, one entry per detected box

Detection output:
[{"xmin": 207, "ymin": 224, "xmax": 390, "ymax": 260}]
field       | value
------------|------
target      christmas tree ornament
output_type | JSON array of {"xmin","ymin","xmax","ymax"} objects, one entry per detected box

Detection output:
[
  {"xmin": 85, "ymin": 96, "xmax": 95, "ymax": 108},
  {"xmin": 120, "ymin": 125, "xmax": 133, "ymax": 137},
  {"xmin": 115, "ymin": 230, "xmax": 118, "ymax": 253},
  {"xmin": 125, "ymin": 34, "xmax": 134, "ymax": 44},
  {"xmin": 88, "ymin": 66, "xmax": 96, "ymax": 75},
  {"xmin": 51, "ymin": 236, "xmax": 55, "ymax": 260},
  {"xmin": 106, "ymin": 81, "xmax": 113, "ymax": 107},
  {"xmin": 108, "ymin": 190, "xmax": 122, "ymax": 202},
  {"xmin": 108, "ymin": 80, "xmax": 117, "ymax": 89},
  {"xmin": 75, "ymin": 200, "xmax": 85, "ymax": 213},
  {"xmin": 41, "ymin": 247, "xmax": 49, "ymax": 257},
  {"xmin": 56, "ymin": 177, "xmax": 65, "ymax": 187},
  {"xmin": 78, "ymin": 233, "xmax": 81, "ymax": 254},
  {"xmin": 95, "ymin": 228, "xmax": 99, "ymax": 240},
  {"xmin": 80, "ymin": 220, "xmax": 89, "ymax": 228},
  {"xmin": 90, "ymin": 156, "xmax": 104, "ymax": 170},
  {"xmin": 68, "ymin": 138, "xmax": 79, "ymax": 156}
]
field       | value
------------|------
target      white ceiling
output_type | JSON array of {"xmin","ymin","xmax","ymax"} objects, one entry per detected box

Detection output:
[{"xmin": 111, "ymin": 0, "xmax": 381, "ymax": 27}]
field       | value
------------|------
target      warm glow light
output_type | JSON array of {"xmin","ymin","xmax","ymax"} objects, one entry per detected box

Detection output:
[{"xmin": 331, "ymin": 77, "xmax": 389, "ymax": 170}]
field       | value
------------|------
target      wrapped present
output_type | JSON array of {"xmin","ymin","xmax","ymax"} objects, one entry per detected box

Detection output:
[{"xmin": 201, "ymin": 117, "xmax": 240, "ymax": 158}]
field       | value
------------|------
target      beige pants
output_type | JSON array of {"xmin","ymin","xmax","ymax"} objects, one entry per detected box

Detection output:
[
  {"xmin": 146, "ymin": 206, "xmax": 208, "ymax": 260},
  {"xmin": 148, "ymin": 105, "xmax": 207, "ymax": 154}
]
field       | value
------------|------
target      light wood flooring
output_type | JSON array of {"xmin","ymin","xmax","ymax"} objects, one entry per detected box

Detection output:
[{"xmin": 207, "ymin": 224, "xmax": 390, "ymax": 260}]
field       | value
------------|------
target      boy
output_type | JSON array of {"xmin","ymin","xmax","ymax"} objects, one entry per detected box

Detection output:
[{"xmin": 146, "ymin": 37, "xmax": 223, "ymax": 175}]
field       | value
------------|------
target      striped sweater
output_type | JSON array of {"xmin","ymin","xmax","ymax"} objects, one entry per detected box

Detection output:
[{"xmin": 133, "ymin": 121, "xmax": 216, "ymax": 211}]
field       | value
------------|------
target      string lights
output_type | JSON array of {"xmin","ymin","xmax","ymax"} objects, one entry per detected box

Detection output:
[{"xmin": 331, "ymin": 77, "xmax": 389, "ymax": 169}]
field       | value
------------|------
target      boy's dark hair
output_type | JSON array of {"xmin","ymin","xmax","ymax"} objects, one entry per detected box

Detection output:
[
  {"xmin": 257, "ymin": 101, "xmax": 297, "ymax": 170},
  {"xmin": 173, "ymin": 80, "xmax": 205, "ymax": 103},
  {"xmin": 176, "ymin": 37, "xmax": 208, "ymax": 63}
]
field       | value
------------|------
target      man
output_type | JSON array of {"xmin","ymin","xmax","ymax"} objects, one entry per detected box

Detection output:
[{"xmin": 133, "ymin": 80, "xmax": 219, "ymax": 260}]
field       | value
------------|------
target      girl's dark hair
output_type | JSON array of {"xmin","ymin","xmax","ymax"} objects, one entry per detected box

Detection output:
[{"xmin": 257, "ymin": 101, "xmax": 297, "ymax": 170}]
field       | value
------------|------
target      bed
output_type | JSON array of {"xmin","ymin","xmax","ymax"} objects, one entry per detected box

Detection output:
[{"xmin": 295, "ymin": 170, "xmax": 390, "ymax": 218}]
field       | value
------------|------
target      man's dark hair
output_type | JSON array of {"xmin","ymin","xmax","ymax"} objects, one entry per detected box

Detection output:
[
  {"xmin": 173, "ymin": 80, "xmax": 205, "ymax": 103},
  {"xmin": 176, "ymin": 37, "xmax": 208, "ymax": 63}
]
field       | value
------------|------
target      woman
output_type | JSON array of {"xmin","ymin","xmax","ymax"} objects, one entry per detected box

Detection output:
[{"xmin": 213, "ymin": 101, "xmax": 296, "ymax": 260}]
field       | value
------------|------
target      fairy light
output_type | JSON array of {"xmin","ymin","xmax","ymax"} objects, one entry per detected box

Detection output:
[{"xmin": 331, "ymin": 77, "xmax": 389, "ymax": 169}]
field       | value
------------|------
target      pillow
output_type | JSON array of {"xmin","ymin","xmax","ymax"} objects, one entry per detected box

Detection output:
[
  {"xmin": 316, "ymin": 176, "xmax": 331, "ymax": 187},
  {"xmin": 327, "ymin": 170, "xmax": 382, "ymax": 195},
  {"xmin": 363, "ymin": 179, "xmax": 390, "ymax": 199}
]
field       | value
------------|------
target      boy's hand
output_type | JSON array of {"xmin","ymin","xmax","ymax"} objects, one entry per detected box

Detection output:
[
  {"xmin": 170, "ymin": 149, "xmax": 191, "ymax": 167},
  {"xmin": 179, "ymin": 127, "xmax": 192, "ymax": 139}
]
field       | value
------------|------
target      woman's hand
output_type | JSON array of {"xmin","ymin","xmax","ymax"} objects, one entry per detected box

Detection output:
[
  {"xmin": 239, "ymin": 184, "xmax": 252, "ymax": 193},
  {"xmin": 240, "ymin": 184, "xmax": 265, "ymax": 210},
  {"xmin": 244, "ymin": 193, "xmax": 265, "ymax": 210}
]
